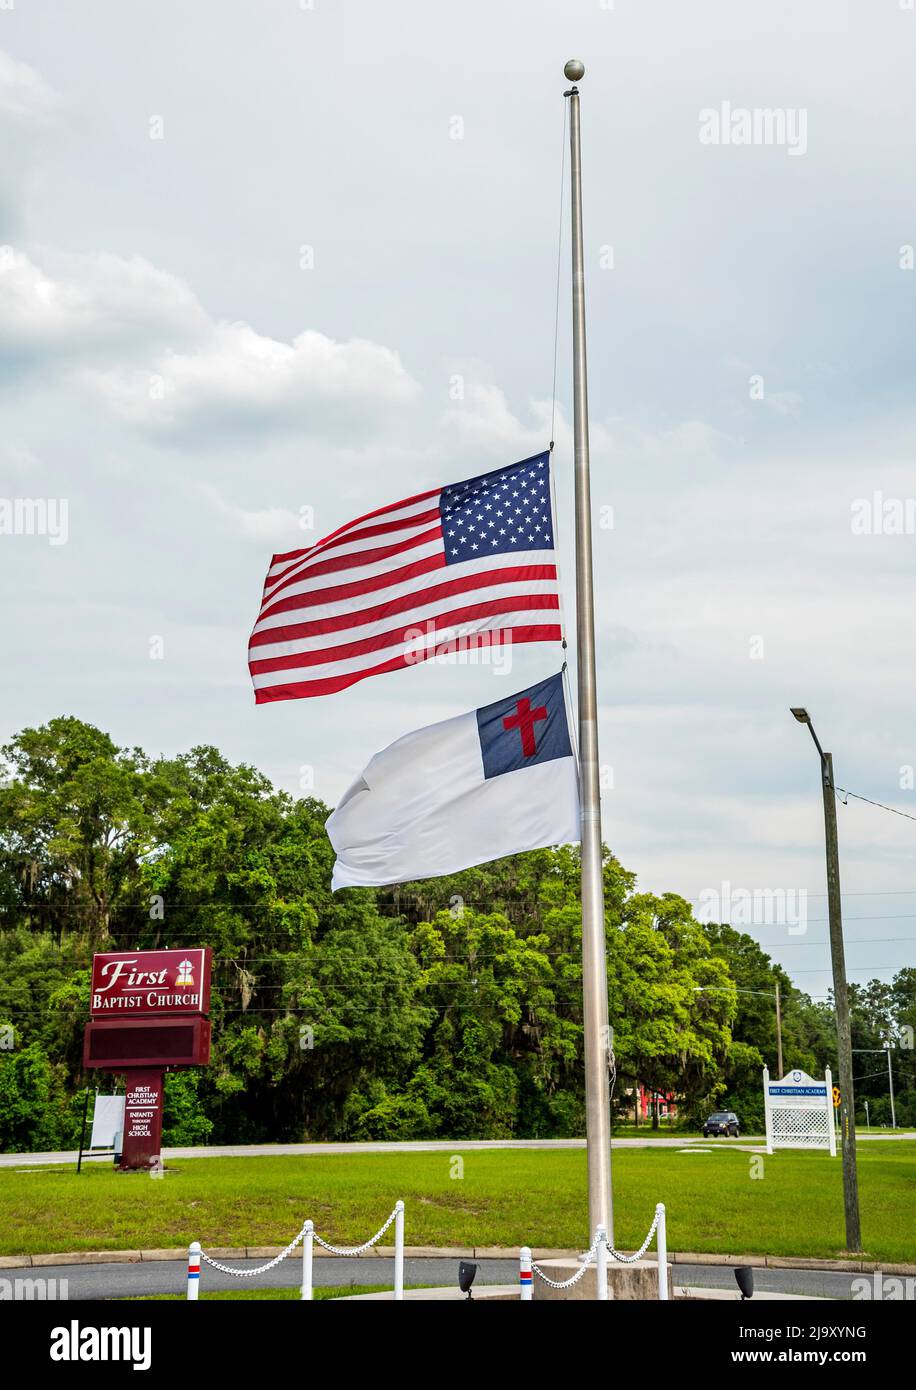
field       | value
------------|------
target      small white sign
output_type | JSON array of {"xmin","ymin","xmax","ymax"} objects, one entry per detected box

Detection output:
[{"xmin": 89, "ymin": 1094, "xmax": 125, "ymax": 1149}]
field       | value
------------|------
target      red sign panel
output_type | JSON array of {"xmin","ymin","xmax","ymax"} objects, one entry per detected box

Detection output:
[
  {"xmin": 90, "ymin": 948, "xmax": 211, "ymax": 1018},
  {"xmin": 122, "ymin": 1069, "xmax": 164, "ymax": 1169}
]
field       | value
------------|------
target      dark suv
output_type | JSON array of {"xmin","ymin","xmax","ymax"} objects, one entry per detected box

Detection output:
[{"xmin": 703, "ymin": 1111, "xmax": 740, "ymax": 1138}]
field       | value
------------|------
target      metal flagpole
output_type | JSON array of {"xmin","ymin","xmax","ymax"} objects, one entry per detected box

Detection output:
[{"xmin": 564, "ymin": 58, "xmax": 614, "ymax": 1245}]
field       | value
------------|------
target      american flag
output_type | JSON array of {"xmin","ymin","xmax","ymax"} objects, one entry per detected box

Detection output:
[{"xmin": 248, "ymin": 450, "xmax": 563, "ymax": 702}]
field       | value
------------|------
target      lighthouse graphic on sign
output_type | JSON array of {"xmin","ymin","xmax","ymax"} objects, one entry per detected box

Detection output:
[{"xmin": 175, "ymin": 958, "xmax": 195, "ymax": 988}]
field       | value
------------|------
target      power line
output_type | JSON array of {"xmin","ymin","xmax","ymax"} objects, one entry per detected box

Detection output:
[{"xmin": 836, "ymin": 787, "xmax": 916, "ymax": 824}]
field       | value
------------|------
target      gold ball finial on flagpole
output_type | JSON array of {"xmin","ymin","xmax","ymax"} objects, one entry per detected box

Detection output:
[{"xmin": 564, "ymin": 59, "xmax": 585, "ymax": 82}]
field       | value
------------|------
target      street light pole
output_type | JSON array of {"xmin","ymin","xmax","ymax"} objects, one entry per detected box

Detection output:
[
  {"xmin": 790, "ymin": 709, "xmax": 862, "ymax": 1252},
  {"xmin": 885, "ymin": 1043, "xmax": 897, "ymax": 1129},
  {"xmin": 694, "ymin": 985, "xmax": 783, "ymax": 1074}
]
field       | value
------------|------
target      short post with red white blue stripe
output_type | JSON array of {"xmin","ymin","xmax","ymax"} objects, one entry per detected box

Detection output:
[
  {"xmin": 519, "ymin": 1246, "xmax": 533, "ymax": 1300},
  {"xmin": 187, "ymin": 1241, "xmax": 201, "ymax": 1300},
  {"xmin": 301, "ymin": 1220, "xmax": 314, "ymax": 1301}
]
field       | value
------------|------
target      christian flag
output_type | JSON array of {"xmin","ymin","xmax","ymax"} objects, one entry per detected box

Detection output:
[
  {"xmin": 327, "ymin": 672, "xmax": 579, "ymax": 889},
  {"xmin": 248, "ymin": 451, "xmax": 561, "ymax": 702}
]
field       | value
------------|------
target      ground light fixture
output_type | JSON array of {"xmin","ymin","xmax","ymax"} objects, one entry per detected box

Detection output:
[{"xmin": 458, "ymin": 1260, "xmax": 478, "ymax": 1298}]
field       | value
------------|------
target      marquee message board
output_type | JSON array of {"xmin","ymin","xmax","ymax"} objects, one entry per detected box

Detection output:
[
  {"xmin": 83, "ymin": 1016, "xmax": 211, "ymax": 1069},
  {"xmin": 90, "ymin": 948, "xmax": 211, "ymax": 1017}
]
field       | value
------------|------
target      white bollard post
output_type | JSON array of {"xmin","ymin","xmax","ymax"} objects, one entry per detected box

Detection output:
[
  {"xmin": 596, "ymin": 1225, "xmax": 608, "ymax": 1302},
  {"xmin": 656, "ymin": 1203, "xmax": 669, "ymax": 1301},
  {"xmin": 301, "ymin": 1220, "xmax": 314, "ymax": 1301},
  {"xmin": 187, "ymin": 1241, "xmax": 201, "ymax": 1300},
  {"xmin": 519, "ymin": 1246, "xmax": 533, "ymax": 1300},
  {"xmin": 394, "ymin": 1200, "xmax": 405, "ymax": 1301}
]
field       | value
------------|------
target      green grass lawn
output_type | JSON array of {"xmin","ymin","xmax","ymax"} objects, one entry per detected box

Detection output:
[{"xmin": 2, "ymin": 1144, "xmax": 914, "ymax": 1264}]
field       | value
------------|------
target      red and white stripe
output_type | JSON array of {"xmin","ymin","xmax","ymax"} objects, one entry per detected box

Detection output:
[{"xmin": 248, "ymin": 483, "xmax": 562, "ymax": 702}]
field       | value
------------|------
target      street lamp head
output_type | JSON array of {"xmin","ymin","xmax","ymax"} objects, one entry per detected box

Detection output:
[
  {"xmin": 790, "ymin": 708, "xmax": 810, "ymax": 724},
  {"xmin": 564, "ymin": 59, "xmax": 586, "ymax": 82}
]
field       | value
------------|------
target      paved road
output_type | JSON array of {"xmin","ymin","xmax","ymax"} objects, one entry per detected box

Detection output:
[
  {"xmin": 2, "ymin": 1256, "xmax": 864, "ymax": 1300},
  {"xmin": 3, "ymin": 1132, "xmax": 913, "ymax": 1168},
  {"xmin": 11, "ymin": 1257, "xmax": 865, "ymax": 1301}
]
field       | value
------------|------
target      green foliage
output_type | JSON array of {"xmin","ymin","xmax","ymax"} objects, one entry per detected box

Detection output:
[
  {"xmin": 162, "ymin": 1070, "xmax": 214, "ymax": 1147},
  {"xmin": 0, "ymin": 1042, "xmax": 77, "ymax": 1151},
  {"xmin": 1, "ymin": 714, "xmax": 912, "ymax": 1151}
]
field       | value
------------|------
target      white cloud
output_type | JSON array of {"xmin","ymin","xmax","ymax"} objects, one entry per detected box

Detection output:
[
  {"xmin": 90, "ymin": 322, "xmax": 420, "ymax": 438},
  {"xmin": 0, "ymin": 51, "xmax": 58, "ymax": 118},
  {"xmin": 0, "ymin": 247, "xmax": 419, "ymax": 443},
  {"xmin": 201, "ymin": 485, "xmax": 311, "ymax": 544},
  {"xmin": 0, "ymin": 247, "xmax": 207, "ymax": 356},
  {"xmin": 765, "ymin": 390, "xmax": 803, "ymax": 417},
  {"xmin": 443, "ymin": 382, "xmax": 615, "ymax": 460},
  {"xmin": 234, "ymin": 506, "xmax": 309, "ymax": 543}
]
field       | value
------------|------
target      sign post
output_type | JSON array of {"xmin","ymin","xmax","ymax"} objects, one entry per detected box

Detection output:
[
  {"xmin": 122, "ymin": 1070, "xmax": 164, "ymax": 1171},
  {"xmin": 83, "ymin": 948, "xmax": 212, "ymax": 1170}
]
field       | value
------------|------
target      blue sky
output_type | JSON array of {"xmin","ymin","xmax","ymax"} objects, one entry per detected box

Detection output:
[{"xmin": 1, "ymin": 0, "xmax": 915, "ymax": 1004}]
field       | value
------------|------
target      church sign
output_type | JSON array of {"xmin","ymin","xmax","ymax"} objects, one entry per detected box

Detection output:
[
  {"xmin": 83, "ymin": 948, "xmax": 212, "ymax": 1170},
  {"xmin": 90, "ymin": 948, "xmax": 211, "ymax": 1017}
]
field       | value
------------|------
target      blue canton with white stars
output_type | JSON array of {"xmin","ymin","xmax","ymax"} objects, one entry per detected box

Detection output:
[{"xmin": 439, "ymin": 450, "xmax": 553, "ymax": 565}]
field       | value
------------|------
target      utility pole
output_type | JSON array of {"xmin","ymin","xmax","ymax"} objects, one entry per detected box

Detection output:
[
  {"xmin": 565, "ymin": 58, "xmax": 613, "ymax": 1246},
  {"xmin": 775, "ymin": 980, "xmax": 784, "ymax": 1076},
  {"xmin": 790, "ymin": 710, "xmax": 861, "ymax": 1252}
]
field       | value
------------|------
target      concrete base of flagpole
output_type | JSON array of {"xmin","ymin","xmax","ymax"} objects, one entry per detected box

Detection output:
[{"xmin": 532, "ymin": 1258, "xmax": 671, "ymax": 1301}]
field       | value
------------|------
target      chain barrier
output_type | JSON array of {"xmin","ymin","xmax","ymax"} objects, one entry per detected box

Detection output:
[
  {"xmin": 312, "ymin": 1204, "xmax": 400, "ymax": 1256},
  {"xmin": 530, "ymin": 1203, "xmax": 665, "ymax": 1287},
  {"xmin": 531, "ymin": 1231, "xmax": 602, "ymax": 1289},
  {"xmin": 605, "ymin": 1205, "xmax": 661, "ymax": 1264},
  {"xmin": 197, "ymin": 1202, "xmax": 401, "ymax": 1278},
  {"xmin": 199, "ymin": 1223, "xmax": 309, "ymax": 1278}
]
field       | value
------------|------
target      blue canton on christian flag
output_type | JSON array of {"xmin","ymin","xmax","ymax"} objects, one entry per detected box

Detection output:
[
  {"xmin": 326, "ymin": 672, "xmax": 579, "ymax": 889},
  {"xmin": 249, "ymin": 451, "xmax": 561, "ymax": 702}
]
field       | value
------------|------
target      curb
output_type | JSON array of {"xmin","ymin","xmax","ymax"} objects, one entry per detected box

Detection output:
[{"xmin": 2, "ymin": 1247, "xmax": 914, "ymax": 1277}]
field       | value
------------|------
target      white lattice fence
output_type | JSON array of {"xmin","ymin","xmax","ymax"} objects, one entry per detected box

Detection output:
[{"xmin": 770, "ymin": 1106, "xmax": 831, "ymax": 1146}]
